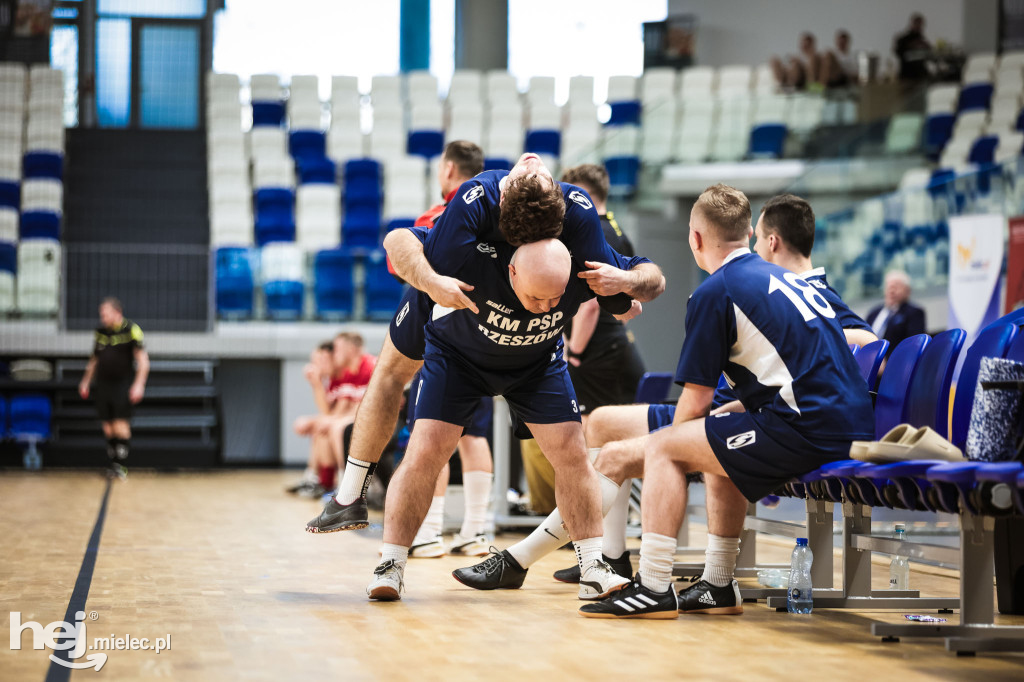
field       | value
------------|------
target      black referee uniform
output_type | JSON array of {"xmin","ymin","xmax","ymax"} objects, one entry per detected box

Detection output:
[
  {"xmin": 91, "ymin": 319, "xmax": 145, "ymax": 423},
  {"xmin": 565, "ymin": 211, "xmax": 646, "ymax": 413}
]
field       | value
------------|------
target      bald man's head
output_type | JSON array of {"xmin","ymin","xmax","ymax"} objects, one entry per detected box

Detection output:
[{"xmin": 509, "ymin": 239, "xmax": 571, "ymax": 314}]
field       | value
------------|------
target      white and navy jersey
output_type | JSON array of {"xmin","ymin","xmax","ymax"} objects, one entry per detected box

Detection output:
[
  {"xmin": 800, "ymin": 267, "xmax": 873, "ymax": 333},
  {"xmin": 676, "ymin": 251, "xmax": 873, "ymax": 440},
  {"xmin": 420, "ymin": 171, "xmax": 648, "ymax": 316},
  {"xmin": 409, "ymin": 226, "xmax": 647, "ymax": 370}
]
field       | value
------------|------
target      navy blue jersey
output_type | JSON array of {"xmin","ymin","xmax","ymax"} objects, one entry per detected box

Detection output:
[
  {"xmin": 410, "ymin": 226, "xmax": 646, "ymax": 371},
  {"xmin": 421, "ymin": 171, "xmax": 647, "ymax": 315},
  {"xmin": 677, "ymin": 251, "xmax": 873, "ymax": 440},
  {"xmin": 711, "ymin": 266, "xmax": 872, "ymax": 407}
]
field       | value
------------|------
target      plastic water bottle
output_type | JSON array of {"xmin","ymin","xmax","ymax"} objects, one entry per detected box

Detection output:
[
  {"xmin": 23, "ymin": 446, "xmax": 41, "ymax": 471},
  {"xmin": 787, "ymin": 537, "xmax": 813, "ymax": 614},
  {"xmin": 889, "ymin": 524, "xmax": 910, "ymax": 590}
]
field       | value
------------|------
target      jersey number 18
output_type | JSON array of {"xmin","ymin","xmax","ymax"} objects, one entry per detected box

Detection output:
[{"xmin": 768, "ymin": 272, "xmax": 835, "ymax": 321}]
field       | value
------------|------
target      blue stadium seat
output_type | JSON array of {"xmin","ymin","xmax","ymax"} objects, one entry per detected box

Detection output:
[
  {"xmin": 0, "ymin": 180, "xmax": 18, "ymax": 209},
  {"xmin": 0, "ymin": 241, "xmax": 16, "ymax": 274},
  {"xmin": 407, "ymin": 131, "xmax": 445, "ymax": 160},
  {"xmin": 903, "ymin": 329, "xmax": 966, "ymax": 438},
  {"xmin": 874, "ymin": 334, "xmax": 929, "ymax": 439},
  {"xmin": 951, "ymin": 323, "xmax": 1019, "ymax": 449},
  {"xmin": 958, "ymin": 83, "xmax": 994, "ymax": 112},
  {"xmin": 254, "ymin": 209, "xmax": 295, "ymax": 245},
  {"xmin": 968, "ymin": 135, "xmax": 999, "ymax": 165},
  {"xmin": 1008, "ymin": 333, "xmax": 1024, "ymax": 364},
  {"xmin": 343, "ymin": 205, "xmax": 382, "ymax": 249},
  {"xmin": 22, "ymin": 151, "xmax": 63, "ymax": 180},
  {"xmin": 254, "ymin": 187, "xmax": 295, "ymax": 213},
  {"xmin": 484, "ymin": 157, "xmax": 513, "ymax": 171},
  {"xmin": 296, "ymin": 157, "xmax": 336, "ymax": 185},
  {"xmin": 524, "ymin": 130, "xmax": 561, "ymax": 157},
  {"xmin": 928, "ymin": 167, "xmax": 956, "ymax": 193},
  {"xmin": 0, "ymin": 394, "xmax": 7, "ymax": 437},
  {"xmin": 924, "ymin": 113, "xmax": 955, "ymax": 159},
  {"xmin": 313, "ymin": 248, "xmax": 354, "ymax": 319},
  {"xmin": 364, "ymin": 249, "xmax": 404, "ymax": 320},
  {"xmin": 9, "ymin": 393, "xmax": 51, "ymax": 440},
  {"xmin": 983, "ymin": 307, "xmax": 1024, "ymax": 333},
  {"xmin": 19, "ymin": 211, "xmax": 60, "ymax": 240},
  {"xmin": 607, "ymin": 100, "xmax": 642, "ymax": 126},
  {"xmin": 251, "ymin": 101, "xmax": 285, "ymax": 127},
  {"xmin": 634, "ymin": 372, "xmax": 673, "ymax": 403},
  {"xmin": 214, "ymin": 246, "xmax": 255, "ymax": 318},
  {"xmin": 343, "ymin": 159, "xmax": 383, "ymax": 201},
  {"xmin": 749, "ymin": 123, "xmax": 787, "ymax": 159},
  {"xmin": 854, "ymin": 339, "xmax": 889, "ymax": 390},
  {"xmin": 604, "ymin": 156, "xmax": 640, "ymax": 198},
  {"xmin": 289, "ymin": 130, "xmax": 327, "ymax": 161},
  {"xmin": 264, "ymin": 280, "xmax": 304, "ymax": 320}
]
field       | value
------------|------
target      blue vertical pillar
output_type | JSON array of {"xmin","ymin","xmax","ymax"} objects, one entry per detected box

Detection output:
[{"xmin": 400, "ymin": 0, "xmax": 431, "ymax": 72}]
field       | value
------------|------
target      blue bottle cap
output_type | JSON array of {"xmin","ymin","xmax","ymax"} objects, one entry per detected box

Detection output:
[{"xmin": 796, "ymin": 537, "xmax": 808, "ymax": 546}]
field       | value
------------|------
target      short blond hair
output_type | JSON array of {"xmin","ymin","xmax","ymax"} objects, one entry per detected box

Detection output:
[{"xmin": 694, "ymin": 184, "xmax": 751, "ymax": 242}]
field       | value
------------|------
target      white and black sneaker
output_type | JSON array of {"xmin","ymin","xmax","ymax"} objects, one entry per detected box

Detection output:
[
  {"xmin": 578, "ymin": 559, "xmax": 631, "ymax": 600},
  {"xmin": 452, "ymin": 548, "xmax": 528, "ymax": 590},
  {"xmin": 306, "ymin": 496, "xmax": 369, "ymax": 533},
  {"xmin": 448, "ymin": 532, "xmax": 489, "ymax": 557},
  {"xmin": 676, "ymin": 578, "xmax": 743, "ymax": 615},
  {"xmin": 579, "ymin": 575, "xmax": 678, "ymax": 619},
  {"xmin": 367, "ymin": 559, "xmax": 405, "ymax": 601},
  {"xmin": 409, "ymin": 534, "xmax": 446, "ymax": 558}
]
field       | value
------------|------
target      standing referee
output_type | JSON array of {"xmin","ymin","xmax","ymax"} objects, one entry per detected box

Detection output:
[{"xmin": 78, "ymin": 297, "xmax": 150, "ymax": 478}]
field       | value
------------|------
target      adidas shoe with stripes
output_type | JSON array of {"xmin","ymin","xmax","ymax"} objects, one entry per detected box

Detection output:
[
  {"xmin": 676, "ymin": 579, "xmax": 743, "ymax": 615},
  {"xmin": 579, "ymin": 575, "xmax": 678, "ymax": 619}
]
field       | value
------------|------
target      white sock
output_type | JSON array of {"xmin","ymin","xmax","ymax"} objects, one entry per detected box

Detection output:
[
  {"xmin": 506, "ymin": 509, "xmax": 568, "ymax": 568},
  {"xmin": 505, "ymin": 474, "xmax": 621, "ymax": 568},
  {"xmin": 573, "ymin": 536, "xmax": 603, "ymax": 569},
  {"xmin": 460, "ymin": 471, "xmax": 492, "ymax": 537},
  {"xmin": 302, "ymin": 467, "xmax": 317, "ymax": 482},
  {"xmin": 701, "ymin": 534, "xmax": 740, "ymax": 587},
  {"xmin": 380, "ymin": 543, "xmax": 408, "ymax": 566},
  {"xmin": 417, "ymin": 496, "xmax": 445, "ymax": 539},
  {"xmin": 336, "ymin": 456, "xmax": 374, "ymax": 504},
  {"xmin": 639, "ymin": 532, "xmax": 677, "ymax": 594},
  {"xmin": 602, "ymin": 478, "xmax": 632, "ymax": 558}
]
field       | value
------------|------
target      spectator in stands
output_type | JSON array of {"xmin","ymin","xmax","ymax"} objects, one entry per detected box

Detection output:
[
  {"xmin": 866, "ymin": 270, "xmax": 927, "ymax": 354},
  {"xmin": 78, "ymin": 297, "xmax": 150, "ymax": 479},
  {"xmin": 287, "ymin": 341, "xmax": 338, "ymax": 498},
  {"xmin": 894, "ymin": 13, "xmax": 932, "ymax": 81},
  {"xmin": 822, "ymin": 29, "xmax": 858, "ymax": 88},
  {"xmin": 771, "ymin": 32, "xmax": 823, "ymax": 91}
]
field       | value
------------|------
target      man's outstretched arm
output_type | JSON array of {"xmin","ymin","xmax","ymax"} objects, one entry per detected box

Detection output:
[
  {"xmin": 382, "ymin": 228, "xmax": 479, "ymax": 313},
  {"xmin": 579, "ymin": 261, "xmax": 665, "ymax": 302}
]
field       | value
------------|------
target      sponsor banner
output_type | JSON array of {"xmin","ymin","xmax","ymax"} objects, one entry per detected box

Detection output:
[{"xmin": 948, "ymin": 214, "xmax": 1004, "ymax": 341}]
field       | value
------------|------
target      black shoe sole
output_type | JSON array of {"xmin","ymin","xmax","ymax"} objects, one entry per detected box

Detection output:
[{"xmin": 305, "ymin": 521, "xmax": 369, "ymax": 533}]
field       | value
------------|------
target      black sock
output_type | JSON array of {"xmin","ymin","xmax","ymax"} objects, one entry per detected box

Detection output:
[
  {"xmin": 106, "ymin": 438, "xmax": 118, "ymax": 460},
  {"xmin": 114, "ymin": 438, "xmax": 130, "ymax": 461}
]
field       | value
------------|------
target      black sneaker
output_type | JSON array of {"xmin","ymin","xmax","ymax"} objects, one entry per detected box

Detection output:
[
  {"xmin": 676, "ymin": 578, "xmax": 743, "ymax": 615},
  {"xmin": 451, "ymin": 548, "xmax": 528, "ymax": 590},
  {"xmin": 286, "ymin": 479, "xmax": 316, "ymax": 494},
  {"xmin": 106, "ymin": 462, "xmax": 127, "ymax": 480},
  {"xmin": 553, "ymin": 550, "xmax": 633, "ymax": 584},
  {"xmin": 579, "ymin": 575, "xmax": 678, "ymax": 619},
  {"xmin": 305, "ymin": 496, "xmax": 369, "ymax": 533}
]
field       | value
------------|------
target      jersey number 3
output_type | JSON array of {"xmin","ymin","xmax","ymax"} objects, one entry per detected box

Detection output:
[{"xmin": 768, "ymin": 272, "xmax": 835, "ymax": 321}]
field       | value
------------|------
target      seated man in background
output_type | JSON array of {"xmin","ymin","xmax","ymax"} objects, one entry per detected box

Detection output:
[
  {"xmin": 288, "ymin": 341, "xmax": 338, "ymax": 497},
  {"xmin": 321, "ymin": 332, "xmax": 376, "ymax": 482},
  {"xmin": 866, "ymin": 269, "xmax": 926, "ymax": 357},
  {"xmin": 771, "ymin": 32, "xmax": 822, "ymax": 90},
  {"xmin": 470, "ymin": 192, "xmax": 878, "ymax": 591},
  {"xmin": 581, "ymin": 184, "xmax": 873, "ymax": 619}
]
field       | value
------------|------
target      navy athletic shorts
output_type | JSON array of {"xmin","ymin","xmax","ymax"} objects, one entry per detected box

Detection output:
[
  {"xmin": 704, "ymin": 410, "xmax": 854, "ymax": 502},
  {"xmin": 647, "ymin": 403, "xmax": 675, "ymax": 432},
  {"xmin": 408, "ymin": 371, "xmax": 494, "ymax": 438},
  {"xmin": 414, "ymin": 340, "xmax": 580, "ymax": 439},
  {"xmin": 389, "ymin": 287, "xmax": 431, "ymax": 361}
]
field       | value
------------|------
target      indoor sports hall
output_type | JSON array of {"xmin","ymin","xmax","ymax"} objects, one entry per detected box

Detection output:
[{"xmin": 2, "ymin": 1, "xmax": 1024, "ymax": 680}]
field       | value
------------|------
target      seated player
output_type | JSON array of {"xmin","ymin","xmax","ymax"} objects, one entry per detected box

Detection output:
[
  {"xmin": 288, "ymin": 341, "xmax": 339, "ymax": 497},
  {"xmin": 579, "ymin": 184, "xmax": 873, "ymax": 619}
]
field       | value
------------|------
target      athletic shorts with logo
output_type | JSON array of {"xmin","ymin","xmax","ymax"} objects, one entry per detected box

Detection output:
[{"xmin": 646, "ymin": 403, "xmax": 851, "ymax": 501}]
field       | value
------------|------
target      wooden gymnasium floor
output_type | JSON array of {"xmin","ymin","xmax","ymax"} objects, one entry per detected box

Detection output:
[{"xmin": 2, "ymin": 470, "xmax": 1023, "ymax": 681}]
